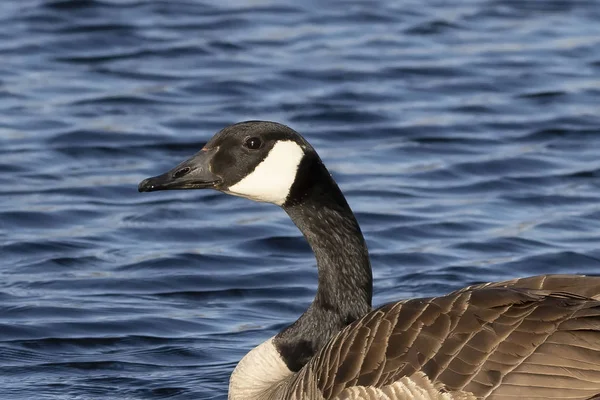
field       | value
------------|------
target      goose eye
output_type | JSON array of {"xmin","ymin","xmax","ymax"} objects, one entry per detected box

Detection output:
[{"xmin": 244, "ymin": 137, "xmax": 262, "ymax": 150}]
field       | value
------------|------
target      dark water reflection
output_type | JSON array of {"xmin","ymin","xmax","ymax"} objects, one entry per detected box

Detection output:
[{"xmin": 1, "ymin": 0, "xmax": 600, "ymax": 399}]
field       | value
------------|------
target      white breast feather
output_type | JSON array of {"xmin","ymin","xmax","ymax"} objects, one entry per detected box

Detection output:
[{"xmin": 229, "ymin": 337, "xmax": 293, "ymax": 400}]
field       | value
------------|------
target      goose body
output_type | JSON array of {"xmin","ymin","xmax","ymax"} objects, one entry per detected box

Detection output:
[{"xmin": 138, "ymin": 121, "xmax": 600, "ymax": 400}]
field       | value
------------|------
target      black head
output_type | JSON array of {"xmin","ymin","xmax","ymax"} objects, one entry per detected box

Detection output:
[{"xmin": 138, "ymin": 121, "xmax": 318, "ymax": 206}]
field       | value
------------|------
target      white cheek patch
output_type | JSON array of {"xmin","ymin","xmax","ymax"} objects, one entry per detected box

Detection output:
[{"xmin": 227, "ymin": 140, "xmax": 304, "ymax": 205}]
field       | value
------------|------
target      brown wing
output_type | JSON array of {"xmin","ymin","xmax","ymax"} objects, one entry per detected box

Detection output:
[{"xmin": 295, "ymin": 274, "xmax": 600, "ymax": 399}]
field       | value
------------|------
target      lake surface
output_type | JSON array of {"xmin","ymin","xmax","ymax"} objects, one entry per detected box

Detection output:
[{"xmin": 1, "ymin": 0, "xmax": 600, "ymax": 399}]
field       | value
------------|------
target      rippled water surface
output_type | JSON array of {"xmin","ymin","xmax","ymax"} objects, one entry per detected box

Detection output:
[{"xmin": 2, "ymin": 0, "xmax": 600, "ymax": 398}]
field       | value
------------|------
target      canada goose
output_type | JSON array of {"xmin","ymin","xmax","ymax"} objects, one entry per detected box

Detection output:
[{"xmin": 138, "ymin": 121, "xmax": 600, "ymax": 400}]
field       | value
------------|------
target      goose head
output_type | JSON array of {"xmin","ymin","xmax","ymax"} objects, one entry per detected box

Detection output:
[{"xmin": 138, "ymin": 121, "xmax": 314, "ymax": 206}]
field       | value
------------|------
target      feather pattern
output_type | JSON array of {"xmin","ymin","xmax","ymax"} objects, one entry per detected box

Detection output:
[{"xmin": 280, "ymin": 275, "xmax": 600, "ymax": 399}]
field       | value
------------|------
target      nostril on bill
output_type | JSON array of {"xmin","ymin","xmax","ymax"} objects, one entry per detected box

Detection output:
[{"xmin": 173, "ymin": 167, "xmax": 191, "ymax": 179}]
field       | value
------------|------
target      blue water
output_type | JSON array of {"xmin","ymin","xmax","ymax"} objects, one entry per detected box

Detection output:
[{"xmin": 1, "ymin": 0, "xmax": 600, "ymax": 398}]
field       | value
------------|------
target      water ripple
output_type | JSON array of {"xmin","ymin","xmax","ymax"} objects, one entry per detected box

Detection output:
[{"xmin": 1, "ymin": 0, "xmax": 600, "ymax": 399}]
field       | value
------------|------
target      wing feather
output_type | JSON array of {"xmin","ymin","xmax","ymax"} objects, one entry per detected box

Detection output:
[{"xmin": 292, "ymin": 274, "xmax": 600, "ymax": 400}]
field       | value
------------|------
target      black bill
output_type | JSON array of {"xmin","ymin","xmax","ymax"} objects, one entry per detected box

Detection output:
[{"xmin": 138, "ymin": 147, "xmax": 221, "ymax": 192}]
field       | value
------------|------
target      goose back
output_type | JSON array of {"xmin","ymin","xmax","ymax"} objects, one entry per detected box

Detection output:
[{"xmin": 284, "ymin": 274, "xmax": 600, "ymax": 399}]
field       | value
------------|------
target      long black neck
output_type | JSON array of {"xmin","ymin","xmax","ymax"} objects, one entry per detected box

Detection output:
[{"xmin": 273, "ymin": 152, "xmax": 372, "ymax": 372}]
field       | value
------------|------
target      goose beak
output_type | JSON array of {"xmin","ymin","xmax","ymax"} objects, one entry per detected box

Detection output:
[{"xmin": 138, "ymin": 147, "xmax": 221, "ymax": 192}]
